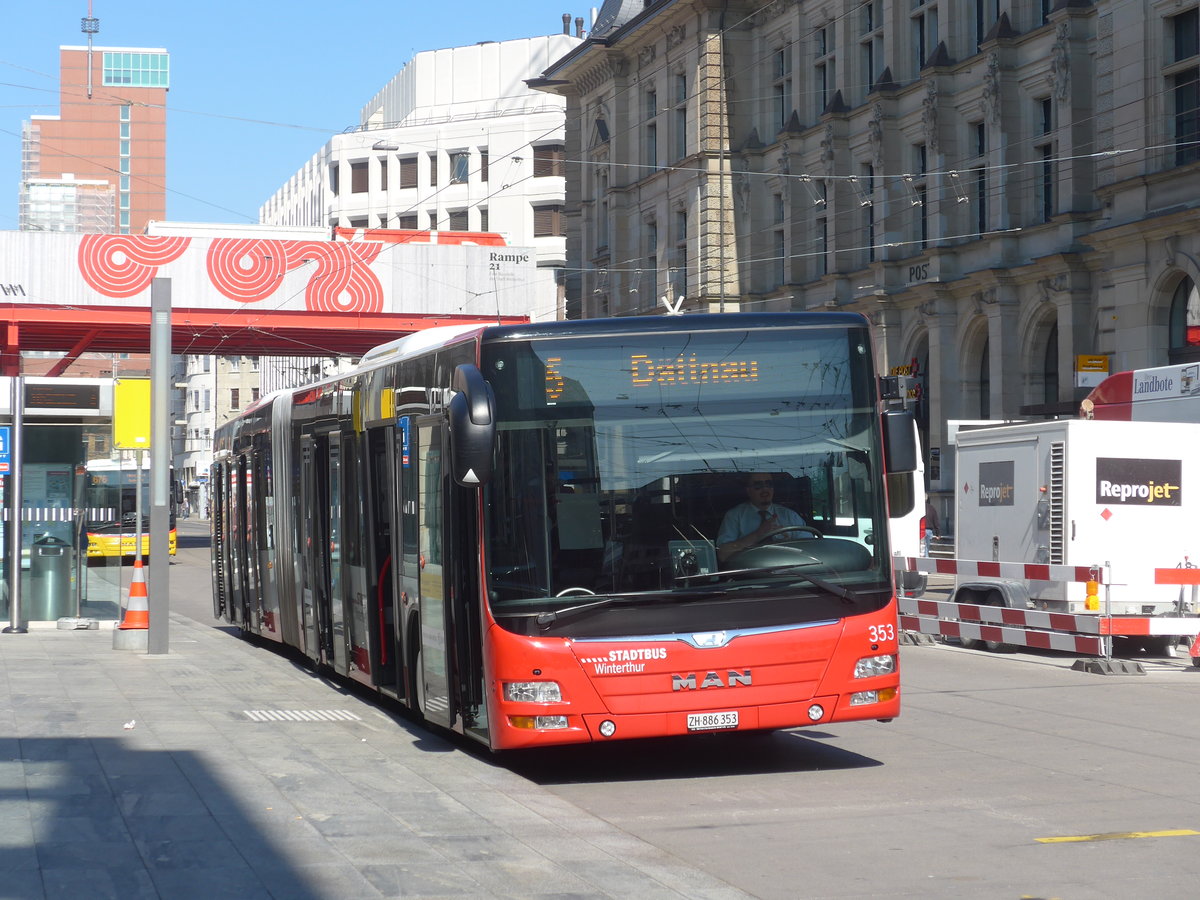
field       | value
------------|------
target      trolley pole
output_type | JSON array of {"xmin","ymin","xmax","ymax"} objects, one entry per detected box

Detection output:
[
  {"xmin": 148, "ymin": 278, "xmax": 171, "ymax": 654},
  {"xmin": 3, "ymin": 375, "xmax": 25, "ymax": 634}
]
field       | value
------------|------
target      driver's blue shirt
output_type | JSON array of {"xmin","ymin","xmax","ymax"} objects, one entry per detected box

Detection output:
[{"xmin": 717, "ymin": 503, "xmax": 806, "ymax": 547}]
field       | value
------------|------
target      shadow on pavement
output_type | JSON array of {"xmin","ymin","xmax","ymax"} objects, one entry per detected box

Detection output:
[
  {"xmin": 1, "ymin": 739, "xmax": 323, "ymax": 899},
  {"xmin": 505, "ymin": 727, "xmax": 883, "ymax": 785}
]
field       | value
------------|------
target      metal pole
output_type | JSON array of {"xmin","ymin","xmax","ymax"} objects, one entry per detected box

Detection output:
[
  {"xmin": 72, "ymin": 462, "xmax": 85, "ymax": 617},
  {"xmin": 1103, "ymin": 560, "xmax": 1112, "ymax": 660},
  {"xmin": 148, "ymin": 278, "xmax": 170, "ymax": 654},
  {"xmin": 4, "ymin": 375, "xmax": 26, "ymax": 634},
  {"xmin": 134, "ymin": 449, "xmax": 144, "ymax": 569}
]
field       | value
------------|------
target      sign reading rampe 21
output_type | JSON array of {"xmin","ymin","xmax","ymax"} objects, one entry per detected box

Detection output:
[{"xmin": 1096, "ymin": 457, "xmax": 1182, "ymax": 506}]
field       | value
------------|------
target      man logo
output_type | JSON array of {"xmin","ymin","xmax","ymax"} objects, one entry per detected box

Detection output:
[{"xmin": 671, "ymin": 670, "xmax": 752, "ymax": 691}]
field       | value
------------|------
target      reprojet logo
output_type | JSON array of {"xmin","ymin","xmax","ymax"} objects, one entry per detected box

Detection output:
[
  {"xmin": 978, "ymin": 460, "xmax": 1015, "ymax": 507},
  {"xmin": 1098, "ymin": 480, "xmax": 1179, "ymax": 503},
  {"xmin": 1096, "ymin": 458, "xmax": 1182, "ymax": 507},
  {"xmin": 979, "ymin": 483, "xmax": 1013, "ymax": 504}
]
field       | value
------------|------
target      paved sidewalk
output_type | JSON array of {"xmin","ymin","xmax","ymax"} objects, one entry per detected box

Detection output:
[{"xmin": 0, "ymin": 613, "xmax": 748, "ymax": 899}]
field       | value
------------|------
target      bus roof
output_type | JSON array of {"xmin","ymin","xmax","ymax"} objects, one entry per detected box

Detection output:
[{"xmin": 359, "ymin": 311, "xmax": 872, "ymax": 364}]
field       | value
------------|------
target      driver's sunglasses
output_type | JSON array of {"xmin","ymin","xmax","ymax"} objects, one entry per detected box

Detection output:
[{"xmin": 749, "ymin": 480, "xmax": 774, "ymax": 489}]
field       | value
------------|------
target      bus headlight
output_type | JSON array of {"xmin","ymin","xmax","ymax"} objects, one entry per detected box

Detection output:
[
  {"xmin": 504, "ymin": 681, "xmax": 563, "ymax": 703},
  {"xmin": 854, "ymin": 654, "xmax": 896, "ymax": 678}
]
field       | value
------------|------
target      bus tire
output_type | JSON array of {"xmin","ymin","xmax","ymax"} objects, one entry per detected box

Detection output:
[{"xmin": 408, "ymin": 626, "xmax": 426, "ymax": 722}]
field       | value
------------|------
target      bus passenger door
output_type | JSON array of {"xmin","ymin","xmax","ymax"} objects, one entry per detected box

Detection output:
[
  {"xmin": 242, "ymin": 454, "xmax": 262, "ymax": 633},
  {"xmin": 299, "ymin": 436, "xmax": 332, "ymax": 663},
  {"xmin": 210, "ymin": 461, "xmax": 227, "ymax": 620},
  {"xmin": 415, "ymin": 419, "xmax": 452, "ymax": 728},
  {"xmin": 227, "ymin": 461, "xmax": 247, "ymax": 628},
  {"xmin": 326, "ymin": 438, "xmax": 349, "ymax": 674}
]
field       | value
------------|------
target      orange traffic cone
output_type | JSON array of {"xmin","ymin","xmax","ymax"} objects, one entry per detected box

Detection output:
[{"xmin": 118, "ymin": 559, "xmax": 149, "ymax": 630}]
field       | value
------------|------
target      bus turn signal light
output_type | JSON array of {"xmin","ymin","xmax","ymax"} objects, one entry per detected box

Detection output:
[{"xmin": 507, "ymin": 715, "xmax": 569, "ymax": 730}]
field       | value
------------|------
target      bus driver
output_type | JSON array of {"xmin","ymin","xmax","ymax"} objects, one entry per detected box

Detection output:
[{"xmin": 716, "ymin": 472, "xmax": 807, "ymax": 563}]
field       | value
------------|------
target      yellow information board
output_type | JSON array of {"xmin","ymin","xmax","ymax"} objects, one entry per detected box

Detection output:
[
  {"xmin": 1075, "ymin": 354, "xmax": 1110, "ymax": 389},
  {"xmin": 113, "ymin": 378, "xmax": 151, "ymax": 449}
]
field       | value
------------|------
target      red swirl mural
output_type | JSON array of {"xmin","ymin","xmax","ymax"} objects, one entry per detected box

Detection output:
[
  {"xmin": 77, "ymin": 234, "xmax": 191, "ymax": 298},
  {"xmin": 281, "ymin": 241, "xmax": 385, "ymax": 314},
  {"xmin": 205, "ymin": 239, "xmax": 289, "ymax": 304},
  {"xmin": 78, "ymin": 234, "xmax": 386, "ymax": 313}
]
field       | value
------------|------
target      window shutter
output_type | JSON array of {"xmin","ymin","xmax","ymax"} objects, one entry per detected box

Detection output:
[{"xmin": 399, "ymin": 157, "xmax": 417, "ymax": 189}]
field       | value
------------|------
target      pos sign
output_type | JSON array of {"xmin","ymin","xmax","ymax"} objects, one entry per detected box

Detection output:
[{"xmin": 0, "ymin": 425, "xmax": 9, "ymax": 473}]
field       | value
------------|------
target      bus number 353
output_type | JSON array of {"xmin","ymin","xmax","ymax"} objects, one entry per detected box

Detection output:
[{"xmin": 868, "ymin": 623, "xmax": 896, "ymax": 643}]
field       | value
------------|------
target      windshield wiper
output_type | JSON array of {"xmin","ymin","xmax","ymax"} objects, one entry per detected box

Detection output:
[
  {"xmin": 532, "ymin": 587, "xmax": 732, "ymax": 629},
  {"xmin": 679, "ymin": 562, "xmax": 859, "ymax": 602}
]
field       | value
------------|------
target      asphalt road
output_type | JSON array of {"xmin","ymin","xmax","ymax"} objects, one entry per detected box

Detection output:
[{"xmin": 165, "ymin": 519, "xmax": 1200, "ymax": 899}]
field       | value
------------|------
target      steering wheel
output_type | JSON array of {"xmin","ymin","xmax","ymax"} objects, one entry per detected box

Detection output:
[
  {"xmin": 555, "ymin": 587, "xmax": 596, "ymax": 597},
  {"xmin": 748, "ymin": 524, "xmax": 824, "ymax": 547}
]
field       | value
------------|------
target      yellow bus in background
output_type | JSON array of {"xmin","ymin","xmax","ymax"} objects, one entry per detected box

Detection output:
[{"xmin": 84, "ymin": 459, "xmax": 178, "ymax": 561}]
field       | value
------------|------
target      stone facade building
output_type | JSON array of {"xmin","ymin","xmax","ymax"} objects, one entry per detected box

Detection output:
[{"xmin": 532, "ymin": 0, "xmax": 1200, "ymax": 520}]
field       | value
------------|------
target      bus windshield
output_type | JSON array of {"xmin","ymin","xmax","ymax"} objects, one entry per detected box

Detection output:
[
  {"xmin": 482, "ymin": 324, "xmax": 892, "ymax": 638},
  {"xmin": 84, "ymin": 463, "xmax": 178, "ymax": 534}
]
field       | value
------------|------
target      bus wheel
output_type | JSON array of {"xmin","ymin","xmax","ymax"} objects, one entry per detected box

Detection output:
[{"xmin": 409, "ymin": 630, "xmax": 427, "ymax": 721}]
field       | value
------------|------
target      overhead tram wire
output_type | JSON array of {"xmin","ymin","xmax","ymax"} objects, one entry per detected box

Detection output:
[
  {"xmin": 5, "ymin": 1, "xmax": 1161, "ymax": 228},
  {"xmin": 532, "ymin": 4, "xmax": 1180, "ymax": 292},
  {"xmin": 4, "ymin": 11, "xmax": 1181, "ymax": 308}
]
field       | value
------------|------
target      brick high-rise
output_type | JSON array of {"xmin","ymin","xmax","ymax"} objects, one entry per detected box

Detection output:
[{"xmin": 20, "ymin": 44, "xmax": 168, "ymax": 234}]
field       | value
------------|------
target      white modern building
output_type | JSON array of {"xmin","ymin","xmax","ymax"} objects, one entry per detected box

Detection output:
[{"xmin": 260, "ymin": 29, "xmax": 583, "ymax": 321}]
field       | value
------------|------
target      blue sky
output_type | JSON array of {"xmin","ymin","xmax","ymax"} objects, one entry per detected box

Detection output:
[{"xmin": 0, "ymin": 1, "xmax": 584, "ymax": 227}]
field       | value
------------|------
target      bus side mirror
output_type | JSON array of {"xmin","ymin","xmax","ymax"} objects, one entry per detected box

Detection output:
[
  {"xmin": 448, "ymin": 363, "xmax": 496, "ymax": 487},
  {"xmin": 882, "ymin": 409, "xmax": 917, "ymax": 474}
]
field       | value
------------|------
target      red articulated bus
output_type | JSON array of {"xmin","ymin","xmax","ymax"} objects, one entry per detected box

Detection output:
[{"xmin": 210, "ymin": 314, "xmax": 916, "ymax": 750}]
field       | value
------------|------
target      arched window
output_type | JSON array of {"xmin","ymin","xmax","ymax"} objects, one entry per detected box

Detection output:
[
  {"xmin": 1043, "ymin": 322, "xmax": 1059, "ymax": 408},
  {"xmin": 1169, "ymin": 276, "xmax": 1200, "ymax": 363},
  {"xmin": 979, "ymin": 338, "xmax": 990, "ymax": 419}
]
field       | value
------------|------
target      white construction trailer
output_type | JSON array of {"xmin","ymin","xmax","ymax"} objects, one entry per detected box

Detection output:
[{"xmin": 952, "ymin": 419, "xmax": 1200, "ymax": 651}]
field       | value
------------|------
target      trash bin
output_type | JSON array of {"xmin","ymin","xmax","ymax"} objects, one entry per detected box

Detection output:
[{"xmin": 29, "ymin": 534, "xmax": 73, "ymax": 621}]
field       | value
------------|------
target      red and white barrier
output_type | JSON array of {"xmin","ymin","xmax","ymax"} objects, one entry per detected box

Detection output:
[
  {"xmin": 893, "ymin": 556, "xmax": 1200, "ymax": 654},
  {"xmin": 898, "ymin": 602, "xmax": 1105, "ymax": 655},
  {"xmin": 894, "ymin": 555, "xmax": 1104, "ymax": 585}
]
